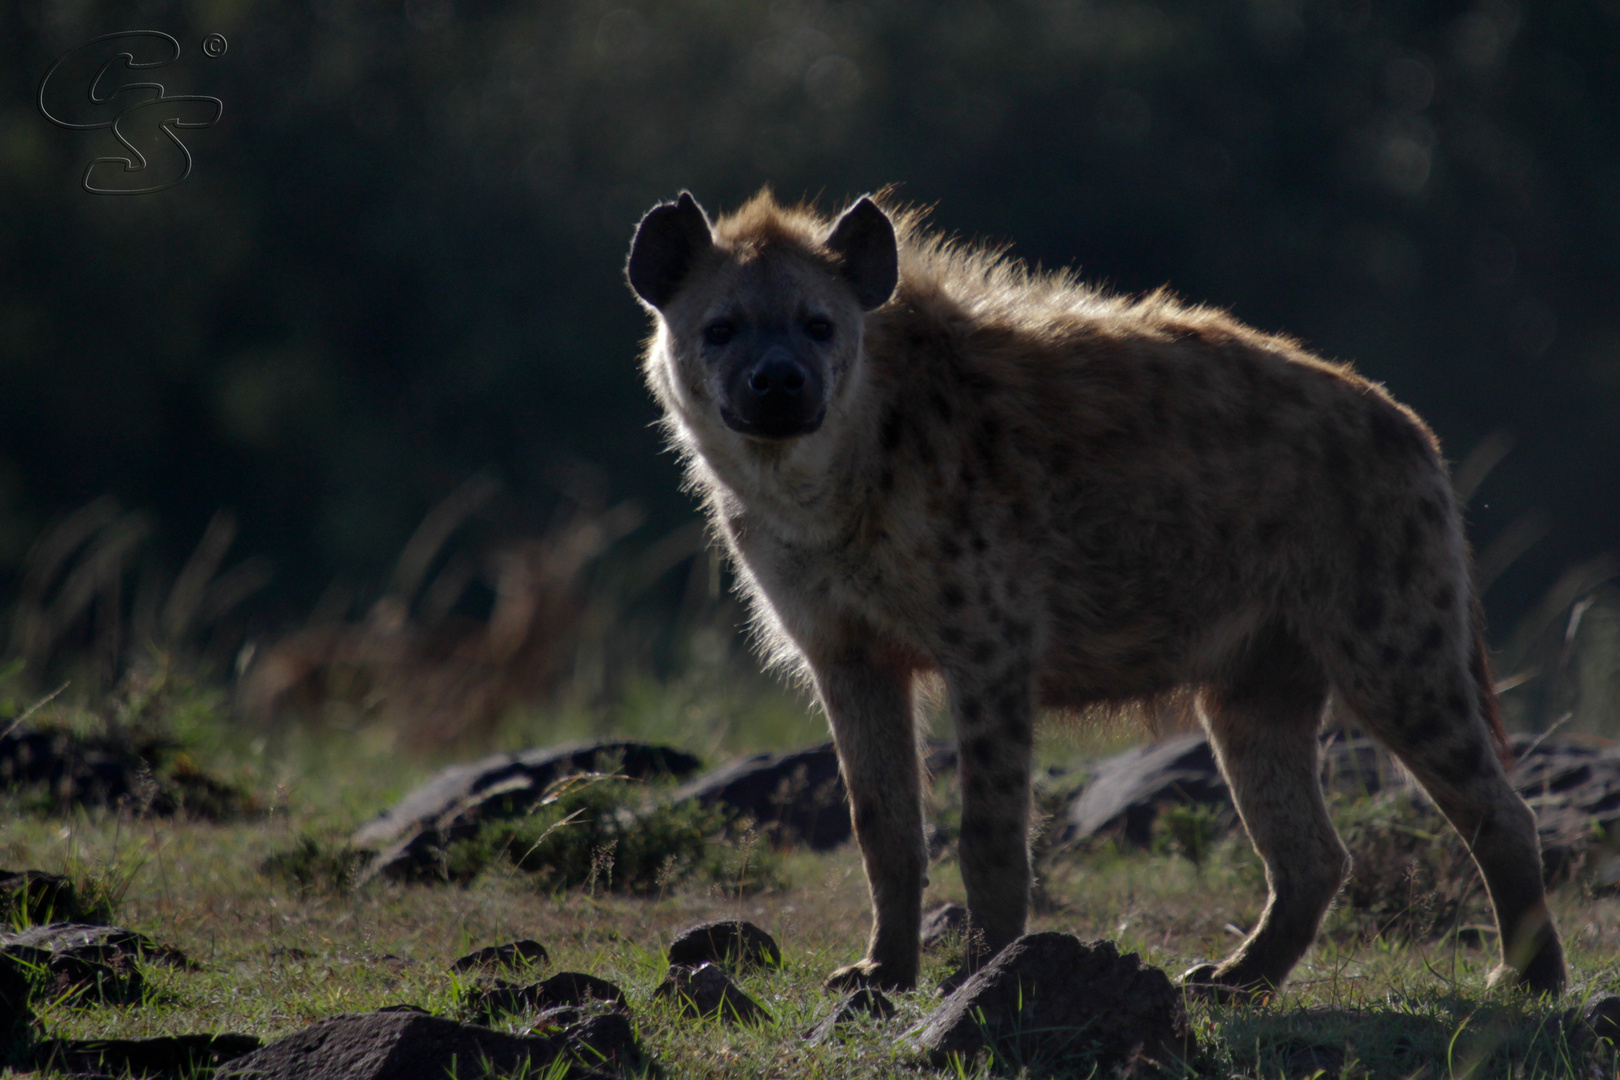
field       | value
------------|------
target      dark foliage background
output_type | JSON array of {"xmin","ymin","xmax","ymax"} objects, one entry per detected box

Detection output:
[{"xmin": 1, "ymin": 0, "xmax": 1617, "ymax": 647}]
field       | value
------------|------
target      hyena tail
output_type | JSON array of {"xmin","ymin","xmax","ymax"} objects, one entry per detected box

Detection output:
[{"xmin": 1471, "ymin": 621, "xmax": 1513, "ymax": 770}]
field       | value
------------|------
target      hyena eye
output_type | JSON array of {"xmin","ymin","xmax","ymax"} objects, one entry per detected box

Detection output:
[
  {"xmin": 704, "ymin": 320, "xmax": 735, "ymax": 346},
  {"xmin": 805, "ymin": 317, "xmax": 834, "ymax": 342}
]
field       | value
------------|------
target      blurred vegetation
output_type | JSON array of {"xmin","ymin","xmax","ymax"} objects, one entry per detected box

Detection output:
[{"xmin": 0, "ymin": 0, "xmax": 1617, "ymax": 734}]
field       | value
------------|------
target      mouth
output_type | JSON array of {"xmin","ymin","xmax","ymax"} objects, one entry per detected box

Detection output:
[{"xmin": 718, "ymin": 405, "xmax": 826, "ymax": 440}]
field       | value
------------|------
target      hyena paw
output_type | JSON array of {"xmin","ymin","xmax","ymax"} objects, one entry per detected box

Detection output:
[
  {"xmin": 1486, "ymin": 957, "xmax": 1566, "ymax": 997},
  {"xmin": 825, "ymin": 959, "xmax": 915, "ymax": 993},
  {"xmin": 1179, "ymin": 962, "xmax": 1275, "ymax": 1005}
]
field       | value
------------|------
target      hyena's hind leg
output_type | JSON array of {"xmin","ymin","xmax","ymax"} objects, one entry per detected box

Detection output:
[
  {"xmin": 1336, "ymin": 635, "xmax": 1565, "ymax": 995},
  {"xmin": 1183, "ymin": 626, "xmax": 1348, "ymax": 1000}
]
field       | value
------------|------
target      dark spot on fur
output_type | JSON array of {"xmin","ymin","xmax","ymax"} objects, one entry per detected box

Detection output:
[
  {"xmin": 1419, "ymin": 497, "xmax": 1445, "ymax": 525},
  {"xmin": 1403, "ymin": 711, "xmax": 1443, "ymax": 744},
  {"xmin": 940, "ymin": 625, "xmax": 966, "ymax": 647},
  {"xmin": 1414, "ymin": 623, "xmax": 1445, "ymax": 657},
  {"xmin": 1446, "ymin": 690, "xmax": 1468, "ymax": 715},
  {"xmin": 880, "ymin": 406, "xmax": 903, "ymax": 452},
  {"xmin": 992, "ymin": 772, "xmax": 1023, "ymax": 797},
  {"xmin": 972, "ymin": 535, "xmax": 988, "ymax": 554},
  {"xmin": 931, "ymin": 391, "xmax": 954, "ymax": 422},
  {"xmin": 959, "ymin": 696, "xmax": 982, "ymax": 724},
  {"xmin": 1381, "ymin": 644, "xmax": 1402, "ymax": 665},
  {"xmin": 1434, "ymin": 584, "xmax": 1457, "ymax": 612},
  {"xmin": 1431, "ymin": 741, "xmax": 1488, "ymax": 786},
  {"xmin": 879, "ymin": 468, "xmax": 895, "ymax": 493},
  {"xmin": 1353, "ymin": 592, "xmax": 1385, "ymax": 633},
  {"xmin": 971, "ymin": 640, "xmax": 998, "ymax": 664},
  {"xmin": 940, "ymin": 584, "xmax": 966, "ymax": 610},
  {"xmin": 938, "ymin": 537, "xmax": 964, "ymax": 561},
  {"xmin": 1356, "ymin": 535, "xmax": 1381, "ymax": 576},
  {"xmin": 1395, "ymin": 555, "xmax": 1416, "ymax": 591},
  {"xmin": 966, "ymin": 735, "xmax": 997, "ymax": 763}
]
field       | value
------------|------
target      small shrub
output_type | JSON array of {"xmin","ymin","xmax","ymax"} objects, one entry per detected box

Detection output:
[
  {"xmin": 1151, "ymin": 802, "xmax": 1225, "ymax": 869},
  {"xmin": 454, "ymin": 778, "xmax": 785, "ymax": 895},
  {"xmin": 1332, "ymin": 792, "xmax": 1485, "ymax": 943},
  {"xmin": 261, "ymin": 834, "xmax": 366, "ymax": 896}
]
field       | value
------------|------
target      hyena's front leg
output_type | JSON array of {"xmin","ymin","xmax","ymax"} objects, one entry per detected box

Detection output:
[
  {"xmin": 814, "ymin": 653, "xmax": 926, "ymax": 992},
  {"xmin": 947, "ymin": 661, "xmax": 1035, "ymax": 974}
]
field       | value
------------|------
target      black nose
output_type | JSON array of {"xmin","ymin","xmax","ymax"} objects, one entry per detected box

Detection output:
[
  {"xmin": 723, "ymin": 346, "xmax": 825, "ymax": 438},
  {"xmin": 747, "ymin": 354, "xmax": 807, "ymax": 396}
]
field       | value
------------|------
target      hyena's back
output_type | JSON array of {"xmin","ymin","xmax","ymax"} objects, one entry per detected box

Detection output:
[{"xmin": 861, "ymin": 283, "xmax": 1474, "ymax": 727}]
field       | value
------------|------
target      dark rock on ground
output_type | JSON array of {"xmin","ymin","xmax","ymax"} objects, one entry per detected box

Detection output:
[
  {"xmin": 466, "ymin": 971, "xmax": 627, "ymax": 1019},
  {"xmin": 671, "ymin": 744, "xmax": 849, "ymax": 850},
  {"xmin": 2, "ymin": 922, "xmax": 188, "ymax": 968},
  {"xmin": 3, "ymin": 944, "xmax": 143, "ymax": 1007},
  {"xmin": 34, "ymin": 1033, "xmax": 261, "ymax": 1077},
  {"xmin": 450, "ymin": 939, "xmax": 549, "ymax": 973},
  {"xmin": 920, "ymin": 903, "xmax": 969, "ymax": 950},
  {"xmin": 911, "ymin": 933, "xmax": 1194, "ymax": 1072},
  {"xmin": 0, "ymin": 870, "xmax": 77, "ymax": 924},
  {"xmin": 1567, "ymin": 994, "xmax": 1620, "ymax": 1053},
  {"xmin": 1062, "ymin": 733, "xmax": 1230, "ymax": 847},
  {"xmin": 0, "ymin": 726, "xmax": 249, "ymax": 820},
  {"xmin": 351, "ymin": 740, "xmax": 701, "ymax": 881},
  {"xmin": 655, "ymin": 963, "xmax": 771, "ymax": 1026},
  {"xmin": 561, "ymin": 1012, "xmax": 644, "ymax": 1073},
  {"xmin": 667, "ymin": 919, "xmax": 780, "ymax": 971},
  {"xmin": 804, "ymin": 988, "xmax": 895, "ymax": 1044},
  {"xmin": 213, "ymin": 1010, "xmax": 613, "ymax": 1080},
  {"xmin": 0, "ymin": 954, "xmax": 33, "ymax": 1049},
  {"xmin": 1059, "ymin": 728, "xmax": 1620, "ymax": 876}
]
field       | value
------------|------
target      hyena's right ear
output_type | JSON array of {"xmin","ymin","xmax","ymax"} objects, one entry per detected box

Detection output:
[{"xmin": 627, "ymin": 192, "xmax": 714, "ymax": 310}]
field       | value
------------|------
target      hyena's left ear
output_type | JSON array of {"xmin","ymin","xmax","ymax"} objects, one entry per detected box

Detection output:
[
  {"xmin": 627, "ymin": 192, "xmax": 714, "ymax": 310},
  {"xmin": 825, "ymin": 196, "xmax": 897, "ymax": 310}
]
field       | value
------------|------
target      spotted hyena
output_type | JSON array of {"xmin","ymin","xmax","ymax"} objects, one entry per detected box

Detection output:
[{"xmin": 625, "ymin": 190, "xmax": 1564, "ymax": 998}]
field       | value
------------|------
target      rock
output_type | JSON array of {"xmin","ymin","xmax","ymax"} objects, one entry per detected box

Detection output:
[
  {"xmin": 920, "ymin": 903, "xmax": 969, "ymax": 950},
  {"xmin": 1568, "ymin": 994, "xmax": 1620, "ymax": 1053},
  {"xmin": 466, "ymin": 972, "xmax": 628, "ymax": 1019},
  {"xmin": 34, "ymin": 1034, "xmax": 262, "ymax": 1077},
  {"xmin": 804, "ymin": 988, "xmax": 895, "ymax": 1044},
  {"xmin": 654, "ymin": 963, "xmax": 771, "ymax": 1026},
  {"xmin": 1061, "ymin": 729, "xmax": 1408, "ymax": 847},
  {"xmin": 213, "ymin": 1010, "xmax": 612, "ymax": 1080},
  {"xmin": 450, "ymin": 939, "xmax": 549, "ymax": 973},
  {"xmin": 0, "ymin": 726, "xmax": 249, "ymax": 820},
  {"xmin": 351, "ymin": 740, "xmax": 701, "ymax": 881},
  {"xmin": 671, "ymin": 744, "xmax": 849, "ymax": 850},
  {"xmin": 0, "ymin": 870, "xmax": 76, "ymax": 924},
  {"xmin": 910, "ymin": 933, "xmax": 1194, "ymax": 1072},
  {"xmin": 561, "ymin": 1012, "xmax": 644, "ymax": 1072},
  {"xmin": 3, "ymin": 945, "xmax": 143, "ymax": 1007},
  {"xmin": 0, "ymin": 954, "xmax": 33, "ymax": 1049},
  {"xmin": 1062, "ymin": 733, "xmax": 1228, "ymax": 846},
  {"xmin": 2, "ymin": 922, "xmax": 188, "ymax": 968},
  {"xmin": 667, "ymin": 920, "xmax": 780, "ymax": 971}
]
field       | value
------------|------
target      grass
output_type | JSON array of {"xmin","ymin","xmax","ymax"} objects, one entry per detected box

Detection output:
[{"xmin": 1, "ymin": 678, "xmax": 1618, "ymax": 1077}]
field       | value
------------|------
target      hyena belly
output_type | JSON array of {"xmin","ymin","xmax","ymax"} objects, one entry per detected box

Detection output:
[{"xmin": 626, "ymin": 189, "xmax": 1565, "ymax": 998}]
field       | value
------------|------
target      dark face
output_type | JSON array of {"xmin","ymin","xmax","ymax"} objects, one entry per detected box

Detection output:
[
  {"xmin": 703, "ymin": 301, "xmax": 835, "ymax": 440},
  {"xmin": 628, "ymin": 192, "xmax": 898, "ymax": 445}
]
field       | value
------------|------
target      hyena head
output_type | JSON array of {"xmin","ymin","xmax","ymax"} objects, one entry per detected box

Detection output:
[{"xmin": 626, "ymin": 191, "xmax": 897, "ymax": 444}]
